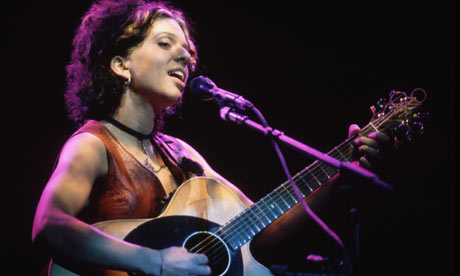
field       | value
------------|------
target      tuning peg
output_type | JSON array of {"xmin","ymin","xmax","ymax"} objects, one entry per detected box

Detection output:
[
  {"xmin": 410, "ymin": 121, "xmax": 425, "ymax": 136},
  {"xmin": 370, "ymin": 105, "xmax": 377, "ymax": 116},
  {"xmin": 394, "ymin": 122, "xmax": 409, "ymax": 140},
  {"xmin": 393, "ymin": 120, "xmax": 426, "ymax": 149},
  {"xmin": 414, "ymin": 112, "xmax": 430, "ymax": 120},
  {"xmin": 393, "ymin": 121, "xmax": 413, "ymax": 148},
  {"xmin": 376, "ymin": 98, "xmax": 387, "ymax": 110}
]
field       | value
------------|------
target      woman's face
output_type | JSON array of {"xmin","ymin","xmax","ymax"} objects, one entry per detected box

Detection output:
[{"xmin": 126, "ymin": 17, "xmax": 192, "ymax": 113}]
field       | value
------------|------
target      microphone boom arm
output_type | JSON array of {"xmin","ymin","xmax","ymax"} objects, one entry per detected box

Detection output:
[{"xmin": 219, "ymin": 107, "xmax": 393, "ymax": 190}]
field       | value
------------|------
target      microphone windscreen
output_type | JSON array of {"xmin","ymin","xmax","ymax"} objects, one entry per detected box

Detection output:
[{"xmin": 190, "ymin": 76, "xmax": 216, "ymax": 99}]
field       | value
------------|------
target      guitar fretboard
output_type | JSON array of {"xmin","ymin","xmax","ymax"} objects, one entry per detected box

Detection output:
[{"xmin": 215, "ymin": 124, "xmax": 379, "ymax": 251}]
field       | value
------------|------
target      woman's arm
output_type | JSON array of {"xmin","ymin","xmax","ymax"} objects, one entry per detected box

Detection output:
[{"xmin": 32, "ymin": 133, "xmax": 210, "ymax": 275}]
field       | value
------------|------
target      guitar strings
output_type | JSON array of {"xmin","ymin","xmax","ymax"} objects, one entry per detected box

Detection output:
[
  {"xmin": 188, "ymin": 131, "xmax": 365, "ymax": 264},
  {"xmin": 189, "ymin": 123, "xmax": 380, "ymax": 264},
  {"xmin": 188, "ymin": 95, "xmax": 406, "ymax": 265},
  {"xmin": 189, "ymin": 143, "xmax": 356, "ymax": 266},
  {"xmin": 189, "ymin": 122, "xmax": 383, "ymax": 264},
  {"xmin": 190, "ymin": 131, "xmax": 380, "ymax": 266}
]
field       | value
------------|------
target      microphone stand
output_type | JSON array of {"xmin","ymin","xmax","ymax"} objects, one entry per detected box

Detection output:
[
  {"xmin": 219, "ymin": 107, "xmax": 393, "ymax": 191},
  {"xmin": 220, "ymin": 107, "xmax": 393, "ymax": 275}
]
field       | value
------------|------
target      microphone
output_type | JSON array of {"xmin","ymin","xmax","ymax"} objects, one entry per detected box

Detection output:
[{"xmin": 189, "ymin": 76, "xmax": 254, "ymax": 111}]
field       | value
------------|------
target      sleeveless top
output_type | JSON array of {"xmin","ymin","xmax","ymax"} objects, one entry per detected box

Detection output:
[{"xmin": 70, "ymin": 120, "xmax": 205, "ymax": 224}]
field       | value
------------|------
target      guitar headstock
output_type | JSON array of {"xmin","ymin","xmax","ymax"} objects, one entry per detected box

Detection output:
[{"xmin": 369, "ymin": 88, "xmax": 428, "ymax": 148}]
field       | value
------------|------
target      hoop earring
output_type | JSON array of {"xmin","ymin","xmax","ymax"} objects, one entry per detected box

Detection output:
[{"xmin": 124, "ymin": 77, "xmax": 131, "ymax": 87}]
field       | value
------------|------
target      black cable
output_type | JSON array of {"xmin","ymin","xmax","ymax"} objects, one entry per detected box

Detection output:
[{"xmin": 249, "ymin": 106, "xmax": 351, "ymax": 275}]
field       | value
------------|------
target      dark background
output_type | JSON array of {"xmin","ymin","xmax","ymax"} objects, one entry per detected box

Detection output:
[{"xmin": 4, "ymin": 0, "xmax": 455, "ymax": 275}]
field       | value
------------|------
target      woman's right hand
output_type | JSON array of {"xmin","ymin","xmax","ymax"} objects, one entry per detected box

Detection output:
[{"xmin": 159, "ymin": 246, "xmax": 211, "ymax": 276}]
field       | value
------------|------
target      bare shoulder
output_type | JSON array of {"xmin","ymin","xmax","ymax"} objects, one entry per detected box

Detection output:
[
  {"xmin": 39, "ymin": 132, "xmax": 109, "ymax": 215},
  {"xmin": 57, "ymin": 132, "xmax": 108, "ymax": 176},
  {"xmin": 61, "ymin": 132, "xmax": 107, "ymax": 161}
]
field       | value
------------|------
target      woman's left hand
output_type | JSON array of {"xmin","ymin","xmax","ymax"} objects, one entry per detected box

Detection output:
[{"xmin": 348, "ymin": 124, "xmax": 390, "ymax": 169}]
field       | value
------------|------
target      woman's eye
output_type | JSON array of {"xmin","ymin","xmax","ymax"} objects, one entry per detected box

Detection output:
[{"xmin": 158, "ymin": 42, "xmax": 170, "ymax": 48}]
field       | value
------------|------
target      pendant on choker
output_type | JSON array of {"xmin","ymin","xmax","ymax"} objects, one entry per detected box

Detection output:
[{"xmin": 139, "ymin": 139, "xmax": 166, "ymax": 174}]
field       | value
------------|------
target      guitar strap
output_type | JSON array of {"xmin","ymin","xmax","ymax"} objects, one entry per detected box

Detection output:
[{"xmin": 154, "ymin": 132, "xmax": 205, "ymax": 178}]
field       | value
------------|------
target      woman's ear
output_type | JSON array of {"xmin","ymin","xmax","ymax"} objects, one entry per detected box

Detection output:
[{"xmin": 110, "ymin": 56, "xmax": 131, "ymax": 81}]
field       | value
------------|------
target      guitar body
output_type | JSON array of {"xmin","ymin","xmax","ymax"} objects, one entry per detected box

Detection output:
[{"xmin": 49, "ymin": 177, "xmax": 273, "ymax": 276}]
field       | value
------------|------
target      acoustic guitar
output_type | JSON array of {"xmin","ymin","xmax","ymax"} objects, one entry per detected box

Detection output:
[{"xmin": 48, "ymin": 89, "xmax": 427, "ymax": 276}]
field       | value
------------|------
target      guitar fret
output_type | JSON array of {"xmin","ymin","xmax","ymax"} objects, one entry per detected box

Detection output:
[
  {"xmin": 319, "ymin": 165, "xmax": 331, "ymax": 179},
  {"xmin": 251, "ymin": 204, "xmax": 270, "ymax": 228},
  {"xmin": 227, "ymin": 214, "xmax": 254, "ymax": 249},
  {"xmin": 234, "ymin": 228, "xmax": 250, "ymax": 244},
  {"xmin": 307, "ymin": 167, "xmax": 321, "ymax": 185},
  {"xmin": 273, "ymin": 203, "xmax": 284, "ymax": 215},
  {"xmin": 246, "ymin": 208, "xmax": 262, "ymax": 231},
  {"xmin": 269, "ymin": 201, "xmax": 283, "ymax": 216},
  {"xmin": 334, "ymin": 146, "xmax": 350, "ymax": 162},
  {"xmin": 261, "ymin": 193, "xmax": 284, "ymax": 217},
  {"xmin": 262, "ymin": 200, "xmax": 279, "ymax": 221},
  {"xmin": 300, "ymin": 177, "xmax": 314, "ymax": 192},
  {"xmin": 256, "ymin": 201, "xmax": 275, "ymax": 224},
  {"xmin": 243, "ymin": 229, "xmax": 252, "ymax": 241},
  {"xmin": 260, "ymin": 206, "xmax": 274, "ymax": 225},
  {"xmin": 294, "ymin": 176, "xmax": 307, "ymax": 197},
  {"xmin": 277, "ymin": 192, "xmax": 291, "ymax": 210},
  {"xmin": 281, "ymin": 183, "xmax": 298, "ymax": 205}
]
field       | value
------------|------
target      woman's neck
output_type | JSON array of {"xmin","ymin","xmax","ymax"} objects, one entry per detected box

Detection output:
[{"xmin": 112, "ymin": 90, "xmax": 156, "ymax": 135}]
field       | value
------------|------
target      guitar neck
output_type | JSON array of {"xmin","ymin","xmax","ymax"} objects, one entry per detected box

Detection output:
[{"xmin": 216, "ymin": 123, "xmax": 380, "ymax": 252}]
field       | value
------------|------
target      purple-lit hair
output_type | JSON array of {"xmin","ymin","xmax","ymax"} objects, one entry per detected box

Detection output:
[{"xmin": 65, "ymin": 0, "xmax": 197, "ymax": 126}]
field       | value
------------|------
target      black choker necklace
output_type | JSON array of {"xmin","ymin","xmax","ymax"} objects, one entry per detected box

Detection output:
[{"xmin": 105, "ymin": 117, "xmax": 152, "ymax": 140}]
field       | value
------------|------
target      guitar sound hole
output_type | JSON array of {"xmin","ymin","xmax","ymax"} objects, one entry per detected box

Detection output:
[{"xmin": 183, "ymin": 231, "xmax": 231, "ymax": 276}]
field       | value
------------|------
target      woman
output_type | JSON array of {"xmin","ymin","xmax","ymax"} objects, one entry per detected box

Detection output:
[
  {"xmin": 32, "ymin": 1, "xmax": 225, "ymax": 275},
  {"xmin": 32, "ymin": 1, "xmax": 387, "ymax": 275}
]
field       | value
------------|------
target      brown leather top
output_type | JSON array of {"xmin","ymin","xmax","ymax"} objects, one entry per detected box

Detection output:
[{"xmin": 73, "ymin": 120, "xmax": 187, "ymax": 224}]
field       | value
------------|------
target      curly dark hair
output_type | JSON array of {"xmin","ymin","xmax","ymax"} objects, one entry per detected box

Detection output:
[{"xmin": 65, "ymin": 0, "xmax": 197, "ymax": 127}]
